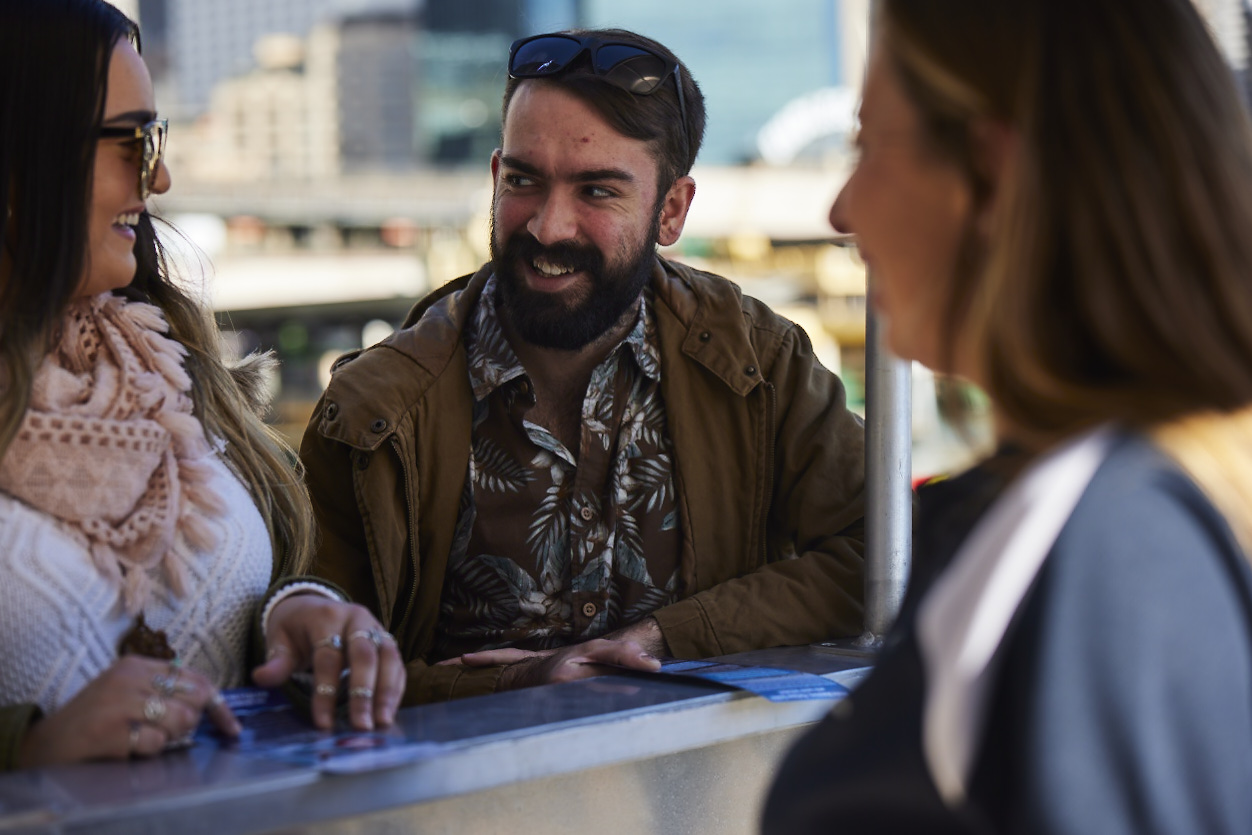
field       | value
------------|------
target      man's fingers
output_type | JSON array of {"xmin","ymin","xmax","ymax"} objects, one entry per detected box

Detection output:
[
  {"xmin": 459, "ymin": 648, "xmax": 543, "ymax": 667},
  {"xmin": 575, "ymin": 639, "xmax": 662, "ymax": 672}
]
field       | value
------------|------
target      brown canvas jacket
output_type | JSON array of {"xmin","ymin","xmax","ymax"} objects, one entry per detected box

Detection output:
[{"xmin": 300, "ymin": 257, "xmax": 867, "ymax": 704}]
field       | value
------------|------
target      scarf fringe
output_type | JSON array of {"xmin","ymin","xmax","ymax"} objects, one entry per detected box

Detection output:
[{"xmin": 0, "ymin": 293, "xmax": 223, "ymax": 613}]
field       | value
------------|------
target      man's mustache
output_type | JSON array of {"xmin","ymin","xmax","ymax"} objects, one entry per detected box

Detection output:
[{"xmin": 501, "ymin": 232, "xmax": 605, "ymax": 278}]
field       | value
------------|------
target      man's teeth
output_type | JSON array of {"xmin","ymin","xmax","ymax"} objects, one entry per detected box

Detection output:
[
  {"xmin": 113, "ymin": 212, "xmax": 141, "ymax": 227},
  {"xmin": 532, "ymin": 259, "xmax": 574, "ymax": 277}
]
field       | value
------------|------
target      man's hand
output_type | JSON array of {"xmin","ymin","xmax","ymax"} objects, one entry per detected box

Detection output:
[
  {"xmin": 603, "ymin": 616, "xmax": 669, "ymax": 657},
  {"xmin": 450, "ymin": 623, "xmax": 665, "ymax": 692}
]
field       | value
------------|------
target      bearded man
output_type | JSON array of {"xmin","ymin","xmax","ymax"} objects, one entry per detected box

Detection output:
[{"xmin": 299, "ymin": 29, "xmax": 868, "ymax": 704}]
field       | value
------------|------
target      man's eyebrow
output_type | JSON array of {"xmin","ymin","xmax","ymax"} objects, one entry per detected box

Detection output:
[
  {"xmin": 499, "ymin": 155, "xmax": 542, "ymax": 176},
  {"xmin": 572, "ymin": 167, "xmax": 635, "ymax": 184},
  {"xmin": 498, "ymin": 156, "xmax": 636, "ymax": 185},
  {"xmin": 102, "ymin": 109, "xmax": 157, "ymax": 126}
]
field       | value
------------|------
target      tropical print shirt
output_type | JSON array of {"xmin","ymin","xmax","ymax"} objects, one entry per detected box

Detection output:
[{"xmin": 434, "ymin": 276, "xmax": 682, "ymax": 657}]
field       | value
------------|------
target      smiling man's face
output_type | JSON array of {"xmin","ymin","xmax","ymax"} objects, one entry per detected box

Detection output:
[{"xmin": 489, "ymin": 81, "xmax": 666, "ymax": 351}]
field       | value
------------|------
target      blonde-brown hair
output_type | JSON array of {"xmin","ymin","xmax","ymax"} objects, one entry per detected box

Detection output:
[{"xmin": 880, "ymin": 0, "xmax": 1252, "ymax": 547}]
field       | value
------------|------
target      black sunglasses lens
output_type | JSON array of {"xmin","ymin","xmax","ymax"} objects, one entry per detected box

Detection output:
[
  {"xmin": 594, "ymin": 45, "xmax": 669, "ymax": 94},
  {"xmin": 511, "ymin": 36, "xmax": 584, "ymax": 76}
]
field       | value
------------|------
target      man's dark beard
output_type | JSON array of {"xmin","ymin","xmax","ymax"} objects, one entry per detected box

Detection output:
[{"xmin": 490, "ymin": 213, "xmax": 660, "ymax": 351}]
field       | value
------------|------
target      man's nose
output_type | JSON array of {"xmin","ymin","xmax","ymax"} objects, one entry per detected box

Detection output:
[{"xmin": 526, "ymin": 191, "xmax": 579, "ymax": 245}]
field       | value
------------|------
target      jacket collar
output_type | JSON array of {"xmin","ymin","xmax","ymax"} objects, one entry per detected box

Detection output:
[{"xmin": 318, "ymin": 257, "xmax": 762, "ymax": 449}]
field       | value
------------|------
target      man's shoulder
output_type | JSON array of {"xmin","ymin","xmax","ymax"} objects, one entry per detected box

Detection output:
[
  {"xmin": 655, "ymin": 257, "xmax": 794, "ymax": 332},
  {"xmin": 317, "ymin": 268, "xmax": 485, "ymax": 433}
]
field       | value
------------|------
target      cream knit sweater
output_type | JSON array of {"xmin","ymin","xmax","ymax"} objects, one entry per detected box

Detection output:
[{"xmin": 0, "ymin": 453, "xmax": 271, "ymax": 714}]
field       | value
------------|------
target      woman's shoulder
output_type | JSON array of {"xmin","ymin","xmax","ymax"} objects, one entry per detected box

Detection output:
[{"xmin": 1061, "ymin": 432, "xmax": 1247, "ymax": 572}]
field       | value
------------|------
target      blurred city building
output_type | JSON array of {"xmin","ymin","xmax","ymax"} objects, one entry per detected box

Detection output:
[{"xmin": 141, "ymin": 0, "xmax": 872, "ymax": 443}]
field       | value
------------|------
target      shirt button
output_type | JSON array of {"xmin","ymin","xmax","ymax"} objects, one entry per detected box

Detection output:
[
  {"xmin": 519, "ymin": 380, "xmax": 531, "ymax": 395},
  {"xmin": 580, "ymin": 505, "xmax": 594, "ymax": 521},
  {"xmin": 582, "ymin": 602, "xmax": 597, "ymax": 617}
]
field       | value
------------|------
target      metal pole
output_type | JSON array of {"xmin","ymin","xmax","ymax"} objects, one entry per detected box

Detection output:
[{"xmin": 861, "ymin": 272, "xmax": 912, "ymax": 643}]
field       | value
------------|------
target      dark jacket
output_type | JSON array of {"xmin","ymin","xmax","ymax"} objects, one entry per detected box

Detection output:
[
  {"xmin": 300, "ymin": 257, "xmax": 867, "ymax": 704},
  {"xmin": 763, "ymin": 435, "xmax": 1252, "ymax": 834}
]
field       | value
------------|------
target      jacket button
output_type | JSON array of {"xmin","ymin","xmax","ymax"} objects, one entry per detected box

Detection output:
[
  {"xmin": 325, "ymin": 402, "xmax": 339, "ymax": 420},
  {"xmin": 355, "ymin": 452, "xmax": 370, "ymax": 470},
  {"xmin": 582, "ymin": 602, "xmax": 597, "ymax": 617},
  {"xmin": 745, "ymin": 365, "xmax": 757, "ymax": 376},
  {"xmin": 699, "ymin": 331, "xmax": 711, "ymax": 342},
  {"xmin": 370, "ymin": 418, "xmax": 388, "ymax": 433}
]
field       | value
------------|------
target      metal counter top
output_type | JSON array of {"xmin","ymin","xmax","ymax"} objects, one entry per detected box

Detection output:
[{"xmin": 0, "ymin": 647, "xmax": 870, "ymax": 835}]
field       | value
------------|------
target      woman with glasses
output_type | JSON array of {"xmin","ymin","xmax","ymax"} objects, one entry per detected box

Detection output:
[
  {"xmin": 764, "ymin": 0, "xmax": 1252, "ymax": 832},
  {"xmin": 0, "ymin": 0, "xmax": 404, "ymax": 768}
]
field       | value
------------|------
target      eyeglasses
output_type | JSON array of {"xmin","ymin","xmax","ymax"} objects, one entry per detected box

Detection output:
[
  {"xmin": 97, "ymin": 118, "xmax": 168, "ymax": 201},
  {"xmin": 508, "ymin": 34, "xmax": 690, "ymax": 159}
]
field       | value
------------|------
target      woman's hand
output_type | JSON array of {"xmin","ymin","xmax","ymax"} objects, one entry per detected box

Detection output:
[
  {"xmin": 251, "ymin": 595, "xmax": 404, "ymax": 731},
  {"xmin": 17, "ymin": 655, "xmax": 238, "ymax": 768}
]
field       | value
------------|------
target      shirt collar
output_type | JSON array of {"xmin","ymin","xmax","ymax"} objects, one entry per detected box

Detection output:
[{"xmin": 466, "ymin": 275, "xmax": 662, "ymax": 401}]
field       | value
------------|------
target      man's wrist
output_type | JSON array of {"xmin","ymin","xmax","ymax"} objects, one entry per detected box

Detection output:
[{"xmin": 615, "ymin": 617, "xmax": 668, "ymax": 657}]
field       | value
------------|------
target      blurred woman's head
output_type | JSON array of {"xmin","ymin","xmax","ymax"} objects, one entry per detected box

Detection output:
[{"xmin": 834, "ymin": 0, "xmax": 1252, "ymax": 449}]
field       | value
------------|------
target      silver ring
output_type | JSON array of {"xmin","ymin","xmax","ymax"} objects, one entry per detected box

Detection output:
[
  {"xmin": 143, "ymin": 695, "xmax": 166, "ymax": 723},
  {"xmin": 209, "ymin": 691, "xmax": 225, "ymax": 707},
  {"xmin": 348, "ymin": 629, "xmax": 386, "ymax": 648},
  {"xmin": 314, "ymin": 683, "xmax": 338, "ymax": 697},
  {"xmin": 128, "ymin": 721, "xmax": 142, "ymax": 755},
  {"xmin": 314, "ymin": 634, "xmax": 343, "ymax": 652},
  {"xmin": 348, "ymin": 686, "xmax": 374, "ymax": 700},
  {"xmin": 154, "ymin": 675, "xmax": 196, "ymax": 697}
]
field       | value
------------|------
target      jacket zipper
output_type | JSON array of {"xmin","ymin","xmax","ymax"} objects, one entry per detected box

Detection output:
[{"xmin": 392, "ymin": 435, "xmax": 420, "ymax": 635}]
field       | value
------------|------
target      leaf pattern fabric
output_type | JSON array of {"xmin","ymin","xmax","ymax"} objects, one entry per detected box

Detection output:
[{"xmin": 435, "ymin": 277, "xmax": 681, "ymax": 657}]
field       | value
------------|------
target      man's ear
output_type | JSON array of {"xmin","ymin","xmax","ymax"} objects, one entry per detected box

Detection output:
[
  {"xmin": 657, "ymin": 176, "xmax": 696, "ymax": 247},
  {"xmin": 969, "ymin": 119, "xmax": 1019, "ymax": 235},
  {"xmin": 490, "ymin": 149, "xmax": 502, "ymax": 187}
]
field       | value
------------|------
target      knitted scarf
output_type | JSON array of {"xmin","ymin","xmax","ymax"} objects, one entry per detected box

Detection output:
[{"xmin": 0, "ymin": 293, "xmax": 225, "ymax": 614}]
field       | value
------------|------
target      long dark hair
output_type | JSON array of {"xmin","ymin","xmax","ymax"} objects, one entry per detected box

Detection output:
[
  {"xmin": 0, "ymin": 0, "xmax": 314, "ymax": 575},
  {"xmin": 0, "ymin": 0, "xmax": 134, "ymax": 449}
]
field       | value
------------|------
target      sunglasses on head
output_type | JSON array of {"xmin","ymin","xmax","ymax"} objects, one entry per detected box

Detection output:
[
  {"xmin": 508, "ymin": 34, "xmax": 690, "ymax": 156},
  {"xmin": 97, "ymin": 118, "xmax": 168, "ymax": 201}
]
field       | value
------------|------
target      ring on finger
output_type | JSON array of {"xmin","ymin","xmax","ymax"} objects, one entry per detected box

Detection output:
[
  {"xmin": 152, "ymin": 674, "xmax": 177, "ymax": 697},
  {"xmin": 314, "ymin": 683, "xmax": 338, "ymax": 697},
  {"xmin": 348, "ymin": 686, "xmax": 374, "ymax": 700},
  {"xmin": 128, "ymin": 721, "xmax": 142, "ymax": 755},
  {"xmin": 314, "ymin": 634, "xmax": 343, "ymax": 652},
  {"xmin": 209, "ymin": 690, "xmax": 225, "ymax": 708},
  {"xmin": 348, "ymin": 628, "xmax": 386, "ymax": 649},
  {"xmin": 144, "ymin": 695, "xmax": 166, "ymax": 723},
  {"xmin": 153, "ymin": 674, "xmax": 196, "ymax": 697}
]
